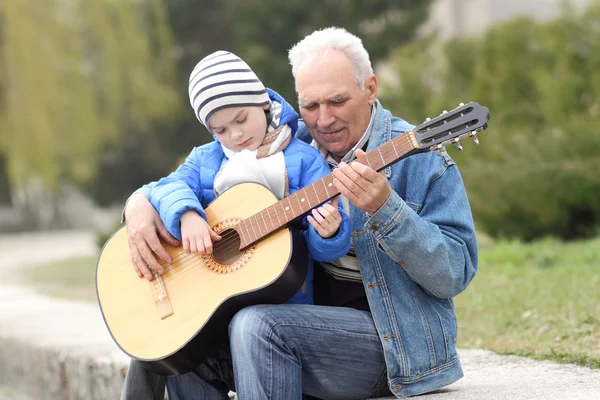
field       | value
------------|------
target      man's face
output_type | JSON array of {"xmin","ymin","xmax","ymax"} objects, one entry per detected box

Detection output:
[{"xmin": 296, "ymin": 50, "xmax": 377, "ymax": 162}]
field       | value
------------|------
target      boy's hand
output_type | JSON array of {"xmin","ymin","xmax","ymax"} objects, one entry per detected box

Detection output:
[
  {"xmin": 180, "ymin": 210, "xmax": 222, "ymax": 254},
  {"xmin": 308, "ymin": 196, "xmax": 343, "ymax": 239}
]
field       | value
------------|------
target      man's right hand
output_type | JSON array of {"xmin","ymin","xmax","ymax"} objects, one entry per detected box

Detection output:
[{"xmin": 124, "ymin": 193, "xmax": 180, "ymax": 280}]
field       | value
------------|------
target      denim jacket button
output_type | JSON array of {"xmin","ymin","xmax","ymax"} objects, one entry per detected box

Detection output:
[{"xmin": 371, "ymin": 222, "xmax": 382, "ymax": 231}]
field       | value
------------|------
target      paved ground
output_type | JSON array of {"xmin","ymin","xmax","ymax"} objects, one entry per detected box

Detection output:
[
  {"xmin": 0, "ymin": 229, "xmax": 97, "ymax": 273},
  {"xmin": 1, "ymin": 230, "xmax": 599, "ymax": 400}
]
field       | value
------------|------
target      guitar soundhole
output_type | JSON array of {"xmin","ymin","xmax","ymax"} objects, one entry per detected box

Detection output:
[
  {"xmin": 212, "ymin": 229, "xmax": 242, "ymax": 265},
  {"xmin": 202, "ymin": 218, "xmax": 256, "ymax": 274}
]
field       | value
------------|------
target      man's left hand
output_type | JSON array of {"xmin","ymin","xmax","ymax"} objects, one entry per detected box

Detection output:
[{"xmin": 332, "ymin": 149, "xmax": 391, "ymax": 215}]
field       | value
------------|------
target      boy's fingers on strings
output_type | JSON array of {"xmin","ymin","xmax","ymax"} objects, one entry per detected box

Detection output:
[
  {"xmin": 190, "ymin": 238, "xmax": 199, "ymax": 253},
  {"xmin": 203, "ymin": 235, "xmax": 213, "ymax": 254},
  {"xmin": 209, "ymin": 229, "xmax": 222, "ymax": 241}
]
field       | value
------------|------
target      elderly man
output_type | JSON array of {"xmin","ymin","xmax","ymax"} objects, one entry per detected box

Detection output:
[{"xmin": 122, "ymin": 27, "xmax": 478, "ymax": 400}]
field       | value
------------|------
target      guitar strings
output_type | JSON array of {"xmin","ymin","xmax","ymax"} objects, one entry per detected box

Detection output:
[{"xmin": 149, "ymin": 137, "xmax": 415, "ymax": 279}]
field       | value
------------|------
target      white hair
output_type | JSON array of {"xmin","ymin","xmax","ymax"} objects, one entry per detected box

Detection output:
[{"xmin": 288, "ymin": 27, "xmax": 374, "ymax": 90}]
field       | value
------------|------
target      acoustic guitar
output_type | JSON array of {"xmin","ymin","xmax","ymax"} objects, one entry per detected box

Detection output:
[{"xmin": 96, "ymin": 102, "xmax": 490, "ymax": 375}]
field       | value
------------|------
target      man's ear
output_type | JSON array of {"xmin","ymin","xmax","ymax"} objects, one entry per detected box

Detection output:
[{"xmin": 366, "ymin": 74, "xmax": 378, "ymax": 106}]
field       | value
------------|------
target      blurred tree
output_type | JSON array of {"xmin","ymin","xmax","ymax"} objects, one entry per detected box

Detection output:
[
  {"xmin": 88, "ymin": 0, "xmax": 235, "ymax": 207},
  {"xmin": 225, "ymin": 0, "xmax": 432, "ymax": 102},
  {"xmin": 0, "ymin": 154, "xmax": 10, "ymax": 205},
  {"xmin": 88, "ymin": 0, "xmax": 433, "ymax": 207},
  {"xmin": 381, "ymin": 3, "xmax": 600, "ymax": 240},
  {"xmin": 0, "ymin": 0, "xmax": 179, "ymax": 226}
]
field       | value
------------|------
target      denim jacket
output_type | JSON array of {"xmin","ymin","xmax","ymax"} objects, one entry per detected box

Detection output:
[{"xmin": 296, "ymin": 100, "xmax": 478, "ymax": 398}]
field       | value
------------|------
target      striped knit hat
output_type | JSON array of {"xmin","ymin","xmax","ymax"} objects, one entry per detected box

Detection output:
[{"xmin": 188, "ymin": 50, "xmax": 270, "ymax": 127}]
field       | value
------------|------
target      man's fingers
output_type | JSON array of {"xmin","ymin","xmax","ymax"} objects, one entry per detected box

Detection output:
[
  {"xmin": 146, "ymin": 235, "xmax": 168, "ymax": 272},
  {"xmin": 127, "ymin": 238, "xmax": 143, "ymax": 278},
  {"xmin": 132, "ymin": 249, "xmax": 153, "ymax": 280},
  {"xmin": 137, "ymin": 240, "xmax": 163, "ymax": 273},
  {"xmin": 157, "ymin": 220, "xmax": 180, "ymax": 247},
  {"xmin": 350, "ymin": 161, "xmax": 380, "ymax": 183},
  {"xmin": 332, "ymin": 177, "xmax": 358, "ymax": 204},
  {"xmin": 335, "ymin": 164, "xmax": 367, "ymax": 193}
]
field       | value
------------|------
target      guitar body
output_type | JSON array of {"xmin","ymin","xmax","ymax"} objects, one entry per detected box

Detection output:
[{"xmin": 96, "ymin": 183, "xmax": 308, "ymax": 375}]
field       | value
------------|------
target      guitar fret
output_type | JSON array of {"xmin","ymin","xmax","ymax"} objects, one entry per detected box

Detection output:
[
  {"xmin": 242, "ymin": 220, "xmax": 252, "ymax": 244},
  {"xmin": 254, "ymin": 214, "xmax": 263, "ymax": 237},
  {"xmin": 377, "ymin": 148, "xmax": 385, "ymax": 167},
  {"xmin": 302, "ymin": 188, "xmax": 311, "ymax": 209},
  {"xmin": 280, "ymin": 200, "xmax": 290, "ymax": 222},
  {"xmin": 273, "ymin": 204, "xmax": 282, "ymax": 226},
  {"xmin": 312, "ymin": 182, "xmax": 320, "ymax": 203},
  {"xmin": 294, "ymin": 193, "xmax": 303, "ymax": 213},
  {"xmin": 260, "ymin": 211, "xmax": 269, "ymax": 235},
  {"xmin": 391, "ymin": 139, "xmax": 400, "ymax": 158},
  {"xmin": 322, "ymin": 178, "xmax": 330, "ymax": 197},
  {"xmin": 249, "ymin": 217, "xmax": 258, "ymax": 242}
]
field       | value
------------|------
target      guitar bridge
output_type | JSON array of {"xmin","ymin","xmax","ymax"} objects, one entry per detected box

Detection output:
[{"xmin": 151, "ymin": 270, "xmax": 174, "ymax": 319}]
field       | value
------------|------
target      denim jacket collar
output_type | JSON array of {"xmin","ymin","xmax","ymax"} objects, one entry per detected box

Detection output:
[{"xmin": 366, "ymin": 100, "xmax": 393, "ymax": 178}]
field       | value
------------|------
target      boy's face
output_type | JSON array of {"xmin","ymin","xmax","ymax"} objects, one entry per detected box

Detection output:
[{"xmin": 207, "ymin": 105, "xmax": 268, "ymax": 152}]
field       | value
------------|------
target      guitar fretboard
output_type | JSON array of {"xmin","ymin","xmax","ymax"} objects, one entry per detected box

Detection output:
[{"xmin": 237, "ymin": 132, "xmax": 418, "ymax": 248}]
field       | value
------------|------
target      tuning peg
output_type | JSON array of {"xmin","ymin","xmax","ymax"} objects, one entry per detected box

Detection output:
[
  {"xmin": 459, "ymin": 103, "xmax": 465, "ymax": 107},
  {"xmin": 425, "ymin": 117, "xmax": 431, "ymax": 122},
  {"xmin": 441, "ymin": 110, "xmax": 448, "ymax": 115},
  {"xmin": 468, "ymin": 131, "xmax": 480, "ymax": 145},
  {"xmin": 452, "ymin": 137, "xmax": 463, "ymax": 151}
]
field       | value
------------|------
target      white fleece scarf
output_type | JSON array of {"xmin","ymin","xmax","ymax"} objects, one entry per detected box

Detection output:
[{"xmin": 214, "ymin": 100, "xmax": 292, "ymax": 199}]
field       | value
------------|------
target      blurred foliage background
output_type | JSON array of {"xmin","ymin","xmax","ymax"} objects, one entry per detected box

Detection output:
[
  {"xmin": 0, "ymin": 0, "xmax": 599, "ymax": 242},
  {"xmin": 381, "ymin": 3, "xmax": 600, "ymax": 240}
]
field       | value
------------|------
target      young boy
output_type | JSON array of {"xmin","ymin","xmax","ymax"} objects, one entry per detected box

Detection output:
[{"xmin": 121, "ymin": 50, "xmax": 351, "ymax": 399}]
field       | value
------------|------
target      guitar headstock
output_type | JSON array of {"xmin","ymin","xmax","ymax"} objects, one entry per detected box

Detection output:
[{"xmin": 412, "ymin": 102, "xmax": 490, "ymax": 151}]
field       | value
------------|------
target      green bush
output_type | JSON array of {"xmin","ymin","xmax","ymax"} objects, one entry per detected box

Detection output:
[{"xmin": 381, "ymin": 4, "xmax": 600, "ymax": 240}]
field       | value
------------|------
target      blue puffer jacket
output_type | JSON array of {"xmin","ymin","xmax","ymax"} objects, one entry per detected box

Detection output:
[{"xmin": 148, "ymin": 88, "xmax": 351, "ymax": 305}]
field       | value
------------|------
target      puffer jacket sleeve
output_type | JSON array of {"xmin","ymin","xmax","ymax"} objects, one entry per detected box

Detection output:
[
  {"xmin": 298, "ymin": 149, "xmax": 351, "ymax": 263},
  {"xmin": 149, "ymin": 147, "xmax": 207, "ymax": 241}
]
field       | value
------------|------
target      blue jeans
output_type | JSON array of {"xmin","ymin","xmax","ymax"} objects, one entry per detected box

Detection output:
[{"xmin": 166, "ymin": 304, "xmax": 392, "ymax": 400}]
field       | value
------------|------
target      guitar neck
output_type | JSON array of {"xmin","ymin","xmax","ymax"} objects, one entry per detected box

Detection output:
[{"xmin": 237, "ymin": 132, "xmax": 419, "ymax": 249}]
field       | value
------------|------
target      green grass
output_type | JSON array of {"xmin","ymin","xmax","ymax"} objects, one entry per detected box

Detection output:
[
  {"xmin": 17, "ymin": 236, "xmax": 600, "ymax": 368},
  {"xmin": 455, "ymin": 236, "xmax": 600, "ymax": 368},
  {"xmin": 16, "ymin": 256, "xmax": 98, "ymax": 302}
]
